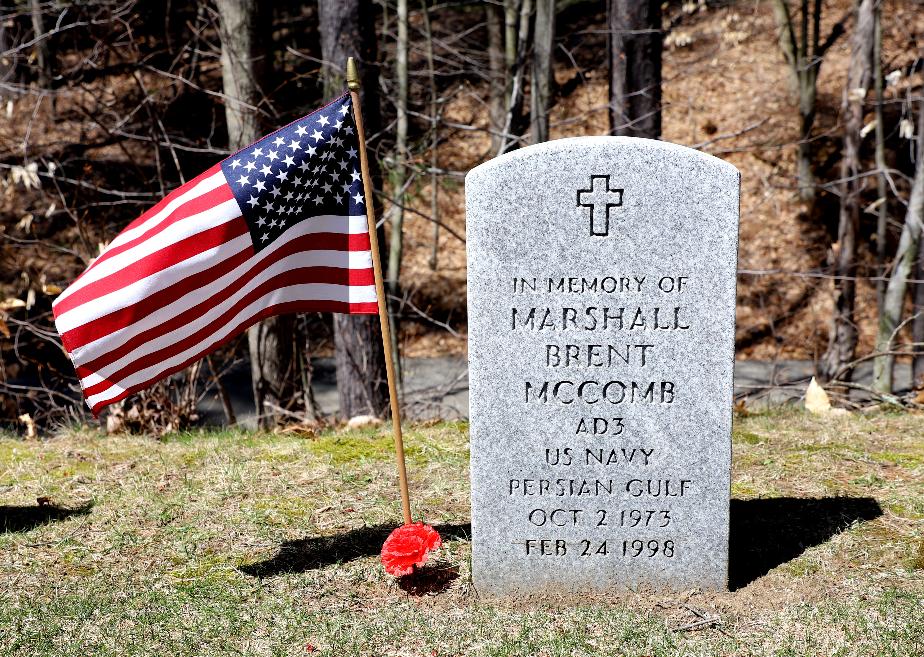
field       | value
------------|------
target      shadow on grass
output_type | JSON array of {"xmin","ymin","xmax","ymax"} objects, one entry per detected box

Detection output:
[
  {"xmin": 0, "ymin": 501, "xmax": 93, "ymax": 533},
  {"xmin": 398, "ymin": 562, "xmax": 460, "ymax": 596},
  {"xmin": 729, "ymin": 496, "xmax": 882, "ymax": 590},
  {"xmin": 242, "ymin": 499, "xmax": 881, "ymax": 590},
  {"xmin": 240, "ymin": 522, "xmax": 471, "ymax": 578}
]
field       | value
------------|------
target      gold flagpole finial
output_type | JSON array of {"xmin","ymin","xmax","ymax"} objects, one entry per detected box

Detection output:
[{"xmin": 346, "ymin": 57, "xmax": 361, "ymax": 91}]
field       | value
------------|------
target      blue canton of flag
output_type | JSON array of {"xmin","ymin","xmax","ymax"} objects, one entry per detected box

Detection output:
[{"xmin": 220, "ymin": 93, "xmax": 365, "ymax": 252}]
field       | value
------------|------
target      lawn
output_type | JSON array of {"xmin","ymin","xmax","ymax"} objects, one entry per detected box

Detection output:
[{"xmin": 0, "ymin": 411, "xmax": 922, "ymax": 656}]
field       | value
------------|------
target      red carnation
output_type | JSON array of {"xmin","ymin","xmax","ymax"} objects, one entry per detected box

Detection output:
[{"xmin": 380, "ymin": 522, "xmax": 442, "ymax": 576}]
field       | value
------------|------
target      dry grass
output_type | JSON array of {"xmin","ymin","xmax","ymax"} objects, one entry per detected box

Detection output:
[{"xmin": 0, "ymin": 411, "xmax": 922, "ymax": 656}]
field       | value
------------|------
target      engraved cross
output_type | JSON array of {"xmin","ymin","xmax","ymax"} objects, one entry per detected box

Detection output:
[{"xmin": 576, "ymin": 175, "xmax": 623, "ymax": 237}]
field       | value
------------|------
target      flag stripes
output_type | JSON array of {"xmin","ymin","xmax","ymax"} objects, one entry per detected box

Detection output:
[
  {"xmin": 99, "ymin": 166, "xmax": 226, "ymax": 255},
  {"xmin": 71, "ymin": 241, "xmax": 374, "ymax": 381},
  {"xmin": 54, "ymin": 96, "xmax": 378, "ymax": 416}
]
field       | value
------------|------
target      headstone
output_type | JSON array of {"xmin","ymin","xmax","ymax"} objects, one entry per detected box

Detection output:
[{"xmin": 466, "ymin": 136, "xmax": 739, "ymax": 596}]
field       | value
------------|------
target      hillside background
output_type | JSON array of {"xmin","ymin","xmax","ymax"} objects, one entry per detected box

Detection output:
[{"xmin": 1, "ymin": 0, "xmax": 923, "ymax": 426}]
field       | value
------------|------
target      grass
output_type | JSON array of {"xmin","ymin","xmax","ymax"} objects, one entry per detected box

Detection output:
[{"xmin": 0, "ymin": 411, "xmax": 922, "ymax": 656}]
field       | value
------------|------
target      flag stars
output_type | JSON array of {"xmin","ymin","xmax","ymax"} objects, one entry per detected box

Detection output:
[{"xmin": 223, "ymin": 97, "xmax": 362, "ymax": 251}]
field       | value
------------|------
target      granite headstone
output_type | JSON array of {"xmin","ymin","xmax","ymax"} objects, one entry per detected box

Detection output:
[{"xmin": 466, "ymin": 136, "xmax": 740, "ymax": 596}]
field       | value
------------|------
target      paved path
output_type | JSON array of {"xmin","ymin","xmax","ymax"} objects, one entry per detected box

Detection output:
[{"xmin": 199, "ymin": 357, "xmax": 913, "ymax": 427}]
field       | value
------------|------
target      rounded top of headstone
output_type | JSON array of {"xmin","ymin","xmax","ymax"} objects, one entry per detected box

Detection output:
[{"xmin": 466, "ymin": 136, "xmax": 739, "ymax": 185}]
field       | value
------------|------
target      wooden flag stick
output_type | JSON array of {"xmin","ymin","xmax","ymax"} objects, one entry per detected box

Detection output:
[{"xmin": 346, "ymin": 57, "xmax": 413, "ymax": 526}]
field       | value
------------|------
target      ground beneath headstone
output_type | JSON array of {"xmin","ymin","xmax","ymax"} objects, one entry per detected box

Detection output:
[{"xmin": 1, "ymin": 411, "xmax": 921, "ymax": 655}]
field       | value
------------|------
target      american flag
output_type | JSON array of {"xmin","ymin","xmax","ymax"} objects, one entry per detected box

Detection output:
[{"xmin": 53, "ymin": 93, "xmax": 377, "ymax": 414}]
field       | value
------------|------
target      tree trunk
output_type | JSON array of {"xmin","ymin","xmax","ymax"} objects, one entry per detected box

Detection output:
[
  {"xmin": 486, "ymin": 2, "xmax": 506, "ymax": 153},
  {"xmin": 504, "ymin": 0, "xmax": 518, "ymax": 79},
  {"xmin": 422, "ymin": 1, "xmax": 440, "ymax": 270},
  {"xmin": 217, "ymin": 0, "xmax": 305, "ymax": 427},
  {"xmin": 608, "ymin": 0, "xmax": 662, "ymax": 138},
  {"xmin": 216, "ymin": 0, "xmax": 262, "ymax": 149},
  {"xmin": 248, "ymin": 316, "xmax": 300, "ymax": 423},
  {"xmin": 796, "ymin": 77, "xmax": 817, "ymax": 202},
  {"xmin": 873, "ymin": 2, "xmax": 888, "ymax": 313},
  {"xmin": 913, "ymin": 232, "xmax": 924, "ymax": 388},
  {"xmin": 772, "ymin": 0, "xmax": 846, "ymax": 204},
  {"xmin": 796, "ymin": 0, "xmax": 816, "ymax": 202},
  {"xmin": 872, "ymin": 107, "xmax": 924, "ymax": 393},
  {"xmin": 0, "ymin": 9, "xmax": 15, "ymax": 91},
  {"xmin": 496, "ymin": 0, "xmax": 532, "ymax": 155},
  {"xmin": 819, "ymin": 0, "xmax": 877, "ymax": 382},
  {"xmin": 30, "ymin": 0, "xmax": 51, "ymax": 88},
  {"xmin": 529, "ymin": 0, "xmax": 555, "ymax": 144},
  {"xmin": 385, "ymin": 0, "xmax": 407, "ymax": 387},
  {"xmin": 318, "ymin": 0, "xmax": 390, "ymax": 419}
]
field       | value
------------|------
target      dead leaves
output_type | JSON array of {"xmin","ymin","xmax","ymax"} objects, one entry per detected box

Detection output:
[
  {"xmin": 0, "ymin": 298, "xmax": 25, "ymax": 339},
  {"xmin": 19, "ymin": 412, "xmax": 37, "ymax": 439},
  {"xmin": 346, "ymin": 415, "xmax": 384, "ymax": 429},
  {"xmin": 805, "ymin": 377, "xmax": 850, "ymax": 416},
  {"xmin": 8, "ymin": 162, "xmax": 41, "ymax": 190}
]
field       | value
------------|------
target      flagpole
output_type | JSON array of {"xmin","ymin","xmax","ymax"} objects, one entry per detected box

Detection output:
[{"xmin": 346, "ymin": 57, "xmax": 413, "ymax": 526}]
